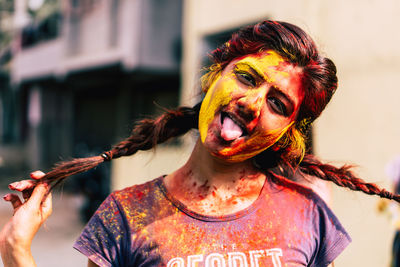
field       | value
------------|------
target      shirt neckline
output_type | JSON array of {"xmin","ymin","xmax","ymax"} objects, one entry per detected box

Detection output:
[{"xmin": 155, "ymin": 175, "xmax": 268, "ymax": 222}]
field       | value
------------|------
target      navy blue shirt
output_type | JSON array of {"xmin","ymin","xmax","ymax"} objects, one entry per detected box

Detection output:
[{"xmin": 74, "ymin": 176, "xmax": 351, "ymax": 266}]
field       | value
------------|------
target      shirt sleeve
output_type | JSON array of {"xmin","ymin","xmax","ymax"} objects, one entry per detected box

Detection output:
[
  {"xmin": 309, "ymin": 199, "xmax": 352, "ymax": 267},
  {"xmin": 73, "ymin": 193, "xmax": 128, "ymax": 267}
]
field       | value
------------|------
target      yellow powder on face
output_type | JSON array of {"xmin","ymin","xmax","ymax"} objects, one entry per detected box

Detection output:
[
  {"xmin": 199, "ymin": 73, "xmax": 236, "ymax": 142},
  {"xmin": 198, "ymin": 51, "xmax": 296, "ymax": 162},
  {"xmin": 238, "ymin": 51, "xmax": 289, "ymax": 84}
]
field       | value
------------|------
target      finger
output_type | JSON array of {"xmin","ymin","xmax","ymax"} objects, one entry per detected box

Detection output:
[
  {"xmin": 30, "ymin": 170, "xmax": 45, "ymax": 180},
  {"xmin": 27, "ymin": 183, "xmax": 50, "ymax": 210},
  {"xmin": 8, "ymin": 179, "xmax": 38, "ymax": 192},
  {"xmin": 3, "ymin": 193, "xmax": 23, "ymax": 211}
]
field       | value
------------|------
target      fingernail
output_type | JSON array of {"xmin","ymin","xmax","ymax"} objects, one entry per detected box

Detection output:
[
  {"xmin": 3, "ymin": 194, "xmax": 10, "ymax": 201},
  {"xmin": 30, "ymin": 170, "xmax": 44, "ymax": 178},
  {"xmin": 8, "ymin": 182, "xmax": 18, "ymax": 189}
]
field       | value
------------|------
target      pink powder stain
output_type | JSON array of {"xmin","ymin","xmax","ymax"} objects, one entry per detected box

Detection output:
[{"xmin": 135, "ymin": 191, "xmax": 145, "ymax": 200}]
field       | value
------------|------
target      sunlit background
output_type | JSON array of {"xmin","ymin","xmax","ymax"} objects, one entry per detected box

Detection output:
[{"xmin": 1, "ymin": 0, "xmax": 400, "ymax": 266}]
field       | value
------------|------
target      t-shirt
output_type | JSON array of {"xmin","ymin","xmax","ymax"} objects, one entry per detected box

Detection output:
[{"xmin": 74, "ymin": 175, "xmax": 351, "ymax": 267}]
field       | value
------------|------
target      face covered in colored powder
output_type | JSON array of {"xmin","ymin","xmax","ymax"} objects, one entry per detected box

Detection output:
[{"xmin": 198, "ymin": 50, "xmax": 304, "ymax": 162}]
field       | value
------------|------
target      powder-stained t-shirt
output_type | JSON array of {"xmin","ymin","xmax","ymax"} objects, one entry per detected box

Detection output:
[{"xmin": 74, "ymin": 175, "xmax": 351, "ymax": 267}]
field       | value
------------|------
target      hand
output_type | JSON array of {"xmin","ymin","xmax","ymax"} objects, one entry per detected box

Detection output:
[{"xmin": 0, "ymin": 171, "xmax": 52, "ymax": 267}]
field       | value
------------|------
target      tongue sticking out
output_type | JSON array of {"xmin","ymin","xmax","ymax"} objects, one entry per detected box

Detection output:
[{"xmin": 221, "ymin": 116, "xmax": 243, "ymax": 141}]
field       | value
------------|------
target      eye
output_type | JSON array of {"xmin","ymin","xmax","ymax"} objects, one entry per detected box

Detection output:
[
  {"xmin": 268, "ymin": 97, "xmax": 288, "ymax": 117},
  {"xmin": 235, "ymin": 71, "xmax": 256, "ymax": 87}
]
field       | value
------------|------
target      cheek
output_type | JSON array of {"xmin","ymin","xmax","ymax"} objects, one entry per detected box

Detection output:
[
  {"xmin": 198, "ymin": 77, "xmax": 237, "ymax": 142},
  {"xmin": 258, "ymin": 108, "xmax": 291, "ymax": 132}
]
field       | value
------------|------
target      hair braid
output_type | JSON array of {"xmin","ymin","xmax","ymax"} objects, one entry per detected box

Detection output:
[
  {"xmin": 299, "ymin": 154, "xmax": 400, "ymax": 203},
  {"xmin": 39, "ymin": 103, "xmax": 201, "ymax": 188},
  {"xmin": 108, "ymin": 103, "xmax": 200, "ymax": 159}
]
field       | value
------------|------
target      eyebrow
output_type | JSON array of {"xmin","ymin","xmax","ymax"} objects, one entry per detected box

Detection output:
[
  {"xmin": 234, "ymin": 61, "xmax": 296, "ymax": 114},
  {"xmin": 235, "ymin": 62, "xmax": 265, "ymax": 81}
]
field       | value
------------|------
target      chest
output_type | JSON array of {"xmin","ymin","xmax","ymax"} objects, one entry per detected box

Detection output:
[{"xmin": 128, "ymin": 207, "xmax": 317, "ymax": 267}]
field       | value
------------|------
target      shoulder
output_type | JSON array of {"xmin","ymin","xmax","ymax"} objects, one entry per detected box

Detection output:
[
  {"xmin": 291, "ymin": 170, "xmax": 332, "ymax": 203},
  {"xmin": 74, "ymin": 176, "xmax": 171, "ymax": 266},
  {"xmin": 267, "ymin": 174, "xmax": 349, "ymax": 233},
  {"xmin": 107, "ymin": 176, "xmax": 167, "ymax": 212},
  {"xmin": 268, "ymin": 174, "xmax": 351, "ymax": 266},
  {"xmin": 111, "ymin": 176, "xmax": 164, "ymax": 203},
  {"xmin": 103, "ymin": 176, "xmax": 176, "ymax": 230},
  {"xmin": 267, "ymin": 173, "xmax": 328, "ymax": 207}
]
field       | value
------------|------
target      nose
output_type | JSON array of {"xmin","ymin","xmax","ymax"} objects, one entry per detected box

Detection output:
[{"xmin": 236, "ymin": 88, "xmax": 266, "ymax": 122}]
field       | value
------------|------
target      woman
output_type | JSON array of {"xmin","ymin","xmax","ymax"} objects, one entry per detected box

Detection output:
[{"xmin": 1, "ymin": 20, "xmax": 399, "ymax": 267}]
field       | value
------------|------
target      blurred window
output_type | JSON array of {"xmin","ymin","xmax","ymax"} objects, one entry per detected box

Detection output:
[{"xmin": 21, "ymin": 12, "xmax": 62, "ymax": 48}]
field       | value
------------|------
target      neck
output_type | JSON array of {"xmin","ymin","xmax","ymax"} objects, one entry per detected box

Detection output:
[{"xmin": 164, "ymin": 139, "xmax": 266, "ymax": 216}]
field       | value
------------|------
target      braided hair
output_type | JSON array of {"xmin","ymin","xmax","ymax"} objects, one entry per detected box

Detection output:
[{"xmin": 34, "ymin": 20, "xmax": 400, "ymax": 203}]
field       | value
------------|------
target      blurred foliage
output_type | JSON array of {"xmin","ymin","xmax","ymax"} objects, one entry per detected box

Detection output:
[
  {"xmin": 0, "ymin": 0, "xmax": 14, "ymax": 12},
  {"xmin": 28, "ymin": 0, "xmax": 61, "ymax": 20},
  {"xmin": 0, "ymin": 31, "xmax": 11, "ymax": 52},
  {"xmin": 0, "ymin": 0, "xmax": 14, "ymax": 50},
  {"xmin": 0, "ymin": 0, "xmax": 62, "ymax": 50}
]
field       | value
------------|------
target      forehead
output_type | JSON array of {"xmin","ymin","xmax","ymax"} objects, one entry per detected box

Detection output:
[{"xmin": 232, "ymin": 51, "xmax": 302, "ymax": 80}]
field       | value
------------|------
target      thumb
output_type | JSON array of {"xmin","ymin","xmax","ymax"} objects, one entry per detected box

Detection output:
[
  {"xmin": 27, "ymin": 183, "xmax": 50, "ymax": 210},
  {"xmin": 41, "ymin": 191, "xmax": 53, "ymax": 219}
]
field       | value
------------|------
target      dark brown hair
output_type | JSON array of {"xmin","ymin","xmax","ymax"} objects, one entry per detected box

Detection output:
[{"xmin": 37, "ymin": 20, "xmax": 400, "ymax": 203}]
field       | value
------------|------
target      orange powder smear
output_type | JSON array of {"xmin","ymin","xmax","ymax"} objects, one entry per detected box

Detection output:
[{"xmin": 219, "ymin": 122, "xmax": 293, "ymax": 162}]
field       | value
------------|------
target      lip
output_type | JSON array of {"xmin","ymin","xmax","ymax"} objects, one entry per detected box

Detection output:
[{"xmin": 220, "ymin": 111, "xmax": 249, "ymax": 137}]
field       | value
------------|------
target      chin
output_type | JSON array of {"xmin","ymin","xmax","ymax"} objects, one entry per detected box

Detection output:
[
  {"xmin": 206, "ymin": 145, "xmax": 258, "ymax": 163},
  {"xmin": 210, "ymin": 151, "xmax": 248, "ymax": 164}
]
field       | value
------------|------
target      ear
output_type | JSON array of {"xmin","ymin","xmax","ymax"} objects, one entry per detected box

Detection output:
[{"xmin": 200, "ymin": 73, "xmax": 211, "ymax": 93}]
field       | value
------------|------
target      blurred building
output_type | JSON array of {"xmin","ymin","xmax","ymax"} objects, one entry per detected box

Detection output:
[
  {"xmin": 0, "ymin": 0, "xmax": 183, "ymax": 184},
  {"xmin": 0, "ymin": 0, "xmax": 184, "ymax": 219}
]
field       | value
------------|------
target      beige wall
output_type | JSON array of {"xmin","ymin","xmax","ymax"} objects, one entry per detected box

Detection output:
[
  {"xmin": 181, "ymin": 0, "xmax": 400, "ymax": 266},
  {"xmin": 111, "ymin": 144, "xmax": 194, "ymax": 191},
  {"xmin": 313, "ymin": 1, "xmax": 400, "ymax": 266}
]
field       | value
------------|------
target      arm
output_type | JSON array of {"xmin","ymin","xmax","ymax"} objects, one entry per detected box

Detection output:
[{"xmin": 0, "ymin": 171, "xmax": 52, "ymax": 267}]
